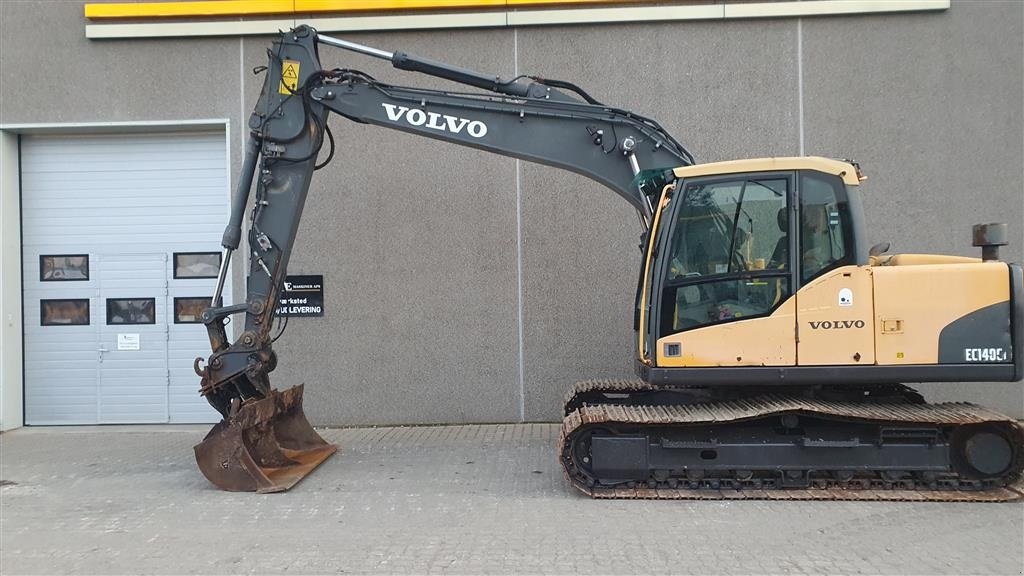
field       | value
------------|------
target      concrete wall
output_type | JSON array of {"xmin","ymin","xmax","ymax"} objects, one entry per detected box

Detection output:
[{"xmin": 1, "ymin": 1, "xmax": 1020, "ymax": 425}]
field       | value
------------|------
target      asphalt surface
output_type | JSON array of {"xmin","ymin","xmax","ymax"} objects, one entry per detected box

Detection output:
[{"xmin": 1, "ymin": 423, "xmax": 1022, "ymax": 575}]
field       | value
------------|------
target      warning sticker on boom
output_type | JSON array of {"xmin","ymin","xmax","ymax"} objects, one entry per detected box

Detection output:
[{"xmin": 279, "ymin": 60, "xmax": 300, "ymax": 95}]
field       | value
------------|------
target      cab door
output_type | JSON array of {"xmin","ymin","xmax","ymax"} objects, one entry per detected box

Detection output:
[
  {"xmin": 648, "ymin": 172, "xmax": 797, "ymax": 367},
  {"xmin": 794, "ymin": 171, "xmax": 875, "ymax": 366}
]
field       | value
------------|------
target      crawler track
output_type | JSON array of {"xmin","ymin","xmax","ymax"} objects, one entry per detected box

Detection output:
[{"xmin": 560, "ymin": 381, "xmax": 1024, "ymax": 501}]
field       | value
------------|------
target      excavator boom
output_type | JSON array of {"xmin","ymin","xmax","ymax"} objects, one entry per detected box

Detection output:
[{"xmin": 194, "ymin": 25, "xmax": 693, "ymax": 492}]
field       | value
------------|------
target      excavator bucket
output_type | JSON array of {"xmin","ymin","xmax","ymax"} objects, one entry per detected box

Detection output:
[{"xmin": 194, "ymin": 385, "xmax": 336, "ymax": 493}]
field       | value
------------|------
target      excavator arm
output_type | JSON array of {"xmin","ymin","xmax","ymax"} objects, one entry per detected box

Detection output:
[{"xmin": 193, "ymin": 25, "xmax": 694, "ymax": 492}]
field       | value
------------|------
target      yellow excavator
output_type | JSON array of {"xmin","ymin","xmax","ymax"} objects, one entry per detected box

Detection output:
[{"xmin": 192, "ymin": 26, "xmax": 1022, "ymax": 500}]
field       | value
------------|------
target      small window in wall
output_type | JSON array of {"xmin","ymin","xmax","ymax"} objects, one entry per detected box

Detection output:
[
  {"xmin": 174, "ymin": 252, "xmax": 221, "ymax": 279},
  {"xmin": 107, "ymin": 298, "xmax": 156, "ymax": 325},
  {"xmin": 41, "ymin": 299, "xmax": 90, "ymax": 326},
  {"xmin": 40, "ymin": 255, "xmax": 89, "ymax": 281},
  {"xmin": 174, "ymin": 297, "xmax": 209, "ymax": 324}
]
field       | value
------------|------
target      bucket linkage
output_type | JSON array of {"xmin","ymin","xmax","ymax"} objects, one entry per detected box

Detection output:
[{"xmin": 194, "ymin": 384, "xmax": 336, "ymax": 493}]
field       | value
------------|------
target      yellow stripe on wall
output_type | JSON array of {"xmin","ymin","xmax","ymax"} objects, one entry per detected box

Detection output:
[
  {"xmin": 85, "ymin": 1, "xmax": 291, "ymax": 19},
  {"xmin": 84, "ymin": 0, "xmax": 952, "ymax": 38},
  {"xmin": 84, "ymin": 0, "xmax": 648, "ymax": 20}
]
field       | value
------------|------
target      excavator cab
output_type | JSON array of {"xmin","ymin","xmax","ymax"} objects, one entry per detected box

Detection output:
[
  {"xmin": 638, "ymin": 158, "xmax": 865, "ymax": 372},
  {"xmin": 638, "ymin": 157, "xmax": 1020, "ymax": 387}
]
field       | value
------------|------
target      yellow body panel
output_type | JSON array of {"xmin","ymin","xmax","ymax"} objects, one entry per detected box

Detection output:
[
  {"xmin": 652, "ymin": 260, "xmax": 1009, "ymax": 369},
  {"xmin": 871, "ymin": 253, "xmax": 981, "ymax": 266},
  {"xmin": 656, "ymin": 297, "xmax": 796, "ymax": 367},
  {"xmin": 673, "ymin": 157, "xmax": 862, "ymax": 186},
  {"xmin": 873, "ymin": 262, "xmax": 1009, "ymax": 365},
  {"xmin": 796, "ymin": 266, "xmax": 875, "ymax": 365}
]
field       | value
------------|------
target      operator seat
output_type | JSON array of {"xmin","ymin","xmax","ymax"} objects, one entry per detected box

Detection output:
[{"xmin": 768, "ymin": 207, "xmax": 788, "ymax": 269}]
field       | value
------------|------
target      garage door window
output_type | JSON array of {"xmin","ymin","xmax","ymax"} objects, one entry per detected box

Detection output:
[
  {"xmin": 41, "ymin": 299, "xmax": 90, "ymax": 325},
  {"xmin": 40, "ymin": 255, "xmax": 89, "ymax": 281},
  {"xmin": 107, "ymin": 298, "xmax": 156, "ymax": 325},
  {"xmin": 174, "ymin": 297, "xmax": 209, "ymax": 324},
  {"xmin": 174, "ymin": 252, "xmax": 221, "ymax": 279}
]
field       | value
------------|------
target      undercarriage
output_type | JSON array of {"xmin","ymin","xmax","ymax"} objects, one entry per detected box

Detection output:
[{"xmin": 560, "ymin": 381, "xmax": 1024, "ymax": 501}]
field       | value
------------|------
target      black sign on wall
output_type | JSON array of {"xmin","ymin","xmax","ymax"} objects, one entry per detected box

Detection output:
[{"xmin": 276, "ymin": 275, "xmax": 324, "ymax": 317}]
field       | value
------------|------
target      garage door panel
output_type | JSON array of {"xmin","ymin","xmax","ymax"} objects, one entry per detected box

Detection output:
[
  {"xmin": 168, "ymin": 351, "xmax": 206, "ymax": 365},
  {"xmin": 27, "ymin": 235, "xmax": 222, "ymax": 247},
  {"xmin": 27, "ymin": 398, "xmax": 97, "ymax": 408},
  {"xmin": 169, "ymin": 341, "xmax": 206, "ymax": 358},
  {"xmin": 101, "ymin": 273, "xmax": 166, "ymax": 282},
  {"xmin": 101, "ymin": 373, "xmax": 166, "ymax": 383},
  {"xmin": 24, "ymin": 361, "xmax": 97, "ymax": 372},
  {"xmin": 100, "ymin": 359, "xmax": 166, "ymax": 371},
  {"xmin": 25, "ymin": 223, "xmax": 228, "ymax": 236},
  {"xmin": 22, "ymin": 136, "xmax": 221, "ymax": 148},
  {"xmin": 22, "ymin": 290, "xmax": 95, "ymax": 302},
  {"xmin": 23, "ymin": 334, "xmax": 98, "ymax": 346},
  {"xmin": 24, "ymin": 353, "xmax": 100, "ymax": 364},
  {"xmin": 100, "ymin": 411, "xmax": 166, "ymax": 425},
  {"xmin": 23, "ymin": 167, "xmax": 225, "ymax": 182},
  {"xmin": 22, "ymin": 131, "xmax": 227, "ymax": 425},
  {"xmin": 23, "ymin": 384, "xmax": 99, "ymax": 396},
  {"xmin": 24, "ymin": 153, "xmax": 224, "ymax": 166},
  {"xmin": 168, "ymin": 329, "xmax": 208, "ymax": 342},
  {"xmin": 25, "ymin": 388, "xmax": 98, "ymax": 425},
  {"xmin": 99, "ymin": 363, "xmax": 166, "ymax": 374},
  {"xmin": 23, "ymin": 177, "xmax": 225, "ymax": 188},
  {"xmin": 100, "ymin": 273, "xmax": 165, "ymax": 283},
  {"xmin": 24, "ymin": 182, "xmax": 226, "ymax": 197},
  {"xmin": 169, "ymin": 396, "xmax": 217, "ymax": 423},
  {"xmin": 24, "ymin": 205, "xmax": 225, "ymax": 220},
  {"xmin": 22, "ymin": 147, "xmax": 223, "ymax": 164}
]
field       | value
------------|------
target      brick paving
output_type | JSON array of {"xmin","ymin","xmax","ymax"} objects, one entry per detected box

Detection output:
[{"xmin": 1, "ymin": 424, "xmax": 1022, "ymax": 575}]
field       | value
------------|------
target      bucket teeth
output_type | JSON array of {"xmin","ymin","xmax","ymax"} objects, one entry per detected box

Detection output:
[{"xmin": 194, "ymin": 384, "xmax": 336, "ymax": 493}]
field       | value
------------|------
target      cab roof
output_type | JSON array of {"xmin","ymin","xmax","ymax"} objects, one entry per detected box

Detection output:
[{"xmin": 672, "ymin": 157, "xmax": 862, "ymax": 186}]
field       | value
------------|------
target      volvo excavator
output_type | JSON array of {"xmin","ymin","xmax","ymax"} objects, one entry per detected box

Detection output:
[{"xmin": 193, "ymin": 26, "xmax": 1023, "ymax": 500}]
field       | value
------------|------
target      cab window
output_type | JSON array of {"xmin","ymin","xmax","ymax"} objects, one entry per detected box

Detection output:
[
  {"xmin": 659, "ymin": 176, "xmax": 790, "ymax": 336},
  {"xmin": 799, "ymin": 172, "xmax": 852, "ymax": 282}
]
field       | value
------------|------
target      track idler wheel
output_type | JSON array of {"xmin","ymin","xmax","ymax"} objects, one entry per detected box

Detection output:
[
  {"xmin": 194, "ymin": 384, "xmax": 337, "ymax": 493},
  {"xmin": 950, "ymin": 423, "xmax": 1022, "ymax": 481}
]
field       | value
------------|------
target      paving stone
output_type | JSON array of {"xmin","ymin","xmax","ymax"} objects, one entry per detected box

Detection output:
[{"xmin": 1, "ymin": 424, "xmax": 1022, "ymax": 575}]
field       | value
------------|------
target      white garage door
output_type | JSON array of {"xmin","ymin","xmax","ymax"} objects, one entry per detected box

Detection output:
[{"xmin": 21, "ymin": 131, "xmax": 230, "ymax": 424}]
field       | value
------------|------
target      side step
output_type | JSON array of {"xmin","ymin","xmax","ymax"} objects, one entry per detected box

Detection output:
[{"xmin": 194, "ymin": 385, "xmax": 337, "ymax": 493}]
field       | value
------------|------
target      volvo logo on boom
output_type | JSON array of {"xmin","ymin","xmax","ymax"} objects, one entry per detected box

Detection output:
[
  {"xmin": 381, "ymin": 103, "xmax": 488, "ymax": 138},
  {"xmin": 808, "ymin": 320, "xmax": 866, "ymax": 330}
]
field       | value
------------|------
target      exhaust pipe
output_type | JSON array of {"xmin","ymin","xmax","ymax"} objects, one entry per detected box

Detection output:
[{"xmin": 973, "ymin": 223, "xmax": 1008, "ymax": 262}]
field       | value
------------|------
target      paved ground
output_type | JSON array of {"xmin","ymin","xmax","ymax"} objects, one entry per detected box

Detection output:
[{"xmin": 1, "ymin": 424, "xmax": 1022, "ymax": 575}]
